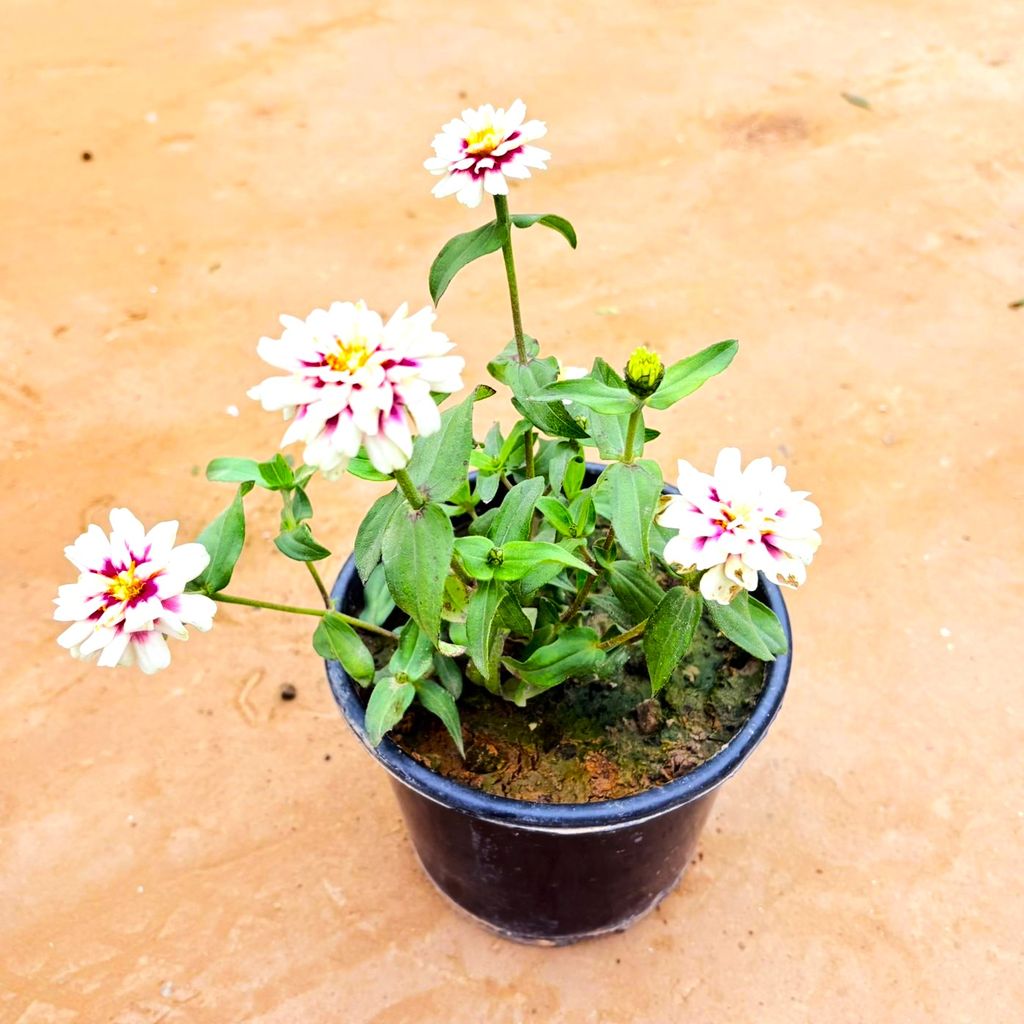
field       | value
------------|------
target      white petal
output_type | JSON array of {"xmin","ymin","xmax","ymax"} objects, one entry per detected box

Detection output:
[
  {"xmin": 143, "ymin": 519, "xmax": 179, "ymax": 564},
  {"xmin": 96, "ymin": 629, "xmax": 132, "ymax": 668},
  {"xmin": 173, "ymin": 593, "xmax": 217, "ymax": 632},
  {"xmin": 57, "ymin": 618, "xmax": 99, "ymax": 651},
  {"xmin": 699, "ymin": 564, "xmax": 742, "ymax": 605},
  {"xmin": 483, "ymin": 170, "xmax": 509, "ymax": 196},
  {"xmin": 64, "ymin": 524, "xmax": 112, "ymax": 574},
  {"xmin": 164, "ymin": 542, "xmax": 210, "ymax": 585},
  {"xmin": 132, "ymin": 631, "xmax": 172, "ymax": 674},
  {"xmin": 455, "ymin": 178, "xmax": 484, "ymax": 208}
]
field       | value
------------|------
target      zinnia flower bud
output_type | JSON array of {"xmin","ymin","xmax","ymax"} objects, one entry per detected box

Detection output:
[{"xmin": 624, "ymin": 346, "xmax": 665, "ymax": 399}]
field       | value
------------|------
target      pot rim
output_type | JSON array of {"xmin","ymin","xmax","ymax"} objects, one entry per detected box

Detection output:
[{"xmin": 325, "ymin": 561, "xmax": 792, "ymax": 833}]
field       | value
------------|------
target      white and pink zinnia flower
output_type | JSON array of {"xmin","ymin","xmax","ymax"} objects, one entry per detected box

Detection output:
[
  {"xmin": 54, "ymin": 509, "xmax": 216, "ymax": 674},
  {"xmin": 425, "ymin": 99, "xmax": 550, "ymax": 208},
  {"xmin": 658, "ymin": 448, "xmax": 822, "ymax": 605},
  {"xmin": 248, "ymin": 301, "xmax": 464, "ymax": 477}
]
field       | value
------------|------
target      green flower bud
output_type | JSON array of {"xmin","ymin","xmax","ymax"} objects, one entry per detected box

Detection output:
[{"xmin": 624, "ymin": 346, "xmax": 665, "ymax": 399}]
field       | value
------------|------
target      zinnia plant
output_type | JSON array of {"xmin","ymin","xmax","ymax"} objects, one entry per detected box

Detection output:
[{"xmin": 54, "ymin": 100, "xmax": 821, "ymax": 755}]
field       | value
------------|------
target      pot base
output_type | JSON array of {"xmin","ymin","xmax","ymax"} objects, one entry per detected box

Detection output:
[{"xmin": 413, "ymin": 844, "xmax": 689, "ymax": 946}]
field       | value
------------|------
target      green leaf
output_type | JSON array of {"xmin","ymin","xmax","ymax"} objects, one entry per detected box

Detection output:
[
  {"xmin": 502, "ymin": 628, "xmax": 605, "ymax": 704},
  {"xmin": 442, "ymin": 572, "xmax": 470, "ymax": 622},
  {"xmin": 466, "ymin": 579, "xmax": 509, "ymax": 691},
  {"xmin": 496, "ymin": 591, "xmax": 533, "ymax": 638},
  {"xmin": 293, "ymin": 464, "xmax": 317, "ymax": 488},
  {"xmin": 536, "ymin": 496, "xmax": 577, "ymax": 537},
  {"xmin": 488, "ymin": 476, "xmax": 545, "ymax": 545},
  {"xmin": 389, "ymin": 619, "xmax": 435, "ymax": 682},
  {"xmin": 361, "ymin": 563, "xmax": 395, "ymax": 626},
  {"xmin": 644, "ymin": 587, "xmax": 703, "ymax": 694},
  {"xmin": 493, "ymin": 540, "xmax": 593, "ymax": 582},
  {"xmin": 487, "ymin": 336, "xmax": 540, "ymax": 386},
  {"xmin": 289, "ymin": 486, "xmax": 313, "ymax": 523},
  {"xmin": 510, "ymin": 213, "xmax": 578, "ymax": 249},
  {"xmin": 706, "ymin": 590, "xmax": 781, "ymax": 660},
  {"xmin": 562, "ymin": 452, "xmax": 586, "ymax": 499},
  {"xmin": 364, "ymin": 676, "xmax": 416, "ymax": 746},
  {"xmin": 382, "ymin": 503, "xmax": 454, "ymax": 641},
  {"xmin": 841, "ymin": 91, "xmax": 872, "ymax": 110},
  {"xmin": 433, "ymin": 652, "xmax": 463, "ymax": 699},
  {"xmin": 257, "ymin": 453, "xmax": 295, "ymax": 491},
  {"xmin": 429, "ymin": 220, "xmax": 510, "ymax": 305},
  {"xmin": 647, "ymin": 340, "xmax": 738, "ymax": 410},
  {"xmin": 274, "ymin": 524, "xmax": 331, "ymax": 562},
  {"xmin": 534, "ymin": 439, "xmax": 580, "ymax": 495},
  {"xmin": 192, "ymin": 486, "xmax": 247, "ymax": 594},
  {"xmin": 312, "ymin": 612, "xmax": 374, "ymax": 685},
  {"xmin": 347, "ymin": 455, "xmax": 391, "ymax": 482},
  {"xmin": 596, "ymin": 460, "xmax": 663, "ymax": 566},
  {"xmin": 535, "ymin": 377, "xmax": 638, "ymax": 415},
  {"xmin": 406, "ymin": 386, "xmax": 494, "ymax": 503},
  {"xmin": 454, "ymin": 535, "xmax": 498, "ymax": 580},
  {"xmin": 746, "ymin": 595, "xmax": 789, "ymax": 656},
  {"xmin": 206, "ymin": 457, "xmax": 262, "ymax": 484},
  {"xmin": 581, "ymin": 359, "xmax": 637, "ymax": 459},
  {"xmin": 607, "ymin": 560, "xmax": 664, "ymax": 625},
  {"xmin": 354, "ymin": 488, "xmax": 403, "ymax": 583},
  {"xmin": 414, "ymin": 678, "xmax": 465, "ymax": 755},
  {"xmin": 507, "ymin": 356, "xmax": 590, "ymax": 440},
  {"xmin": 570, "ymin": 492, "xmax": 596, "ymax": 537}
]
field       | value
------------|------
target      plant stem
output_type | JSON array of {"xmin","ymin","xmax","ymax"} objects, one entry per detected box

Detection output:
[
  {"xmin": 451, "ymin": 558, "xmax": 474, "ymax": 587},
  {"xmin": 622, "ymin": 407, "xmax": 643, "ymax": 464},
  {"xmin": 211, "ymin": 592, "xmax": 397, "ymax": 640},
  {"xmin": 493, "ymin": 195, "xmax": 525, "ymax": 359},
  {"xmin": 561, "ymin": 571, "xmax": 598, "ymax": 622},
  {"xmin": 493, "ymin": 194, "xmax": 536, "ymax": 479},
  {"xmin": 393, "ymin": 467, "xmax": 425, "ymax": 510},
  {"xmin": 598, "ymin": 618, "xmax": 648, "ymax": 651},
  {"xmin": 305, "ymin": 561, "xmax": 332, "ymax": 608}
]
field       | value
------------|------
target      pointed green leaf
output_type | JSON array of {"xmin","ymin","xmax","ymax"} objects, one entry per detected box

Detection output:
[
  {"xmin": 382, "ymin": 503, "xmax": 454, "ymax": 641},
  {"xmin": 536, "ymin": 497, "xmax": 577, "ymax": 537},
  {"xmin": 454, "ymin": 535, "xmax": 497, "ymax": 580},
  {"xmin": 647, "ymin": 340, "xmax": 738, "ymax": 410},
  {"xmin": 355, "ymin": 488, "xmax": 403, "ymax": 583},
  {"xmin": 192, "ymin": 486, "xmax": 247, "ymax": 594},
  {"xmin": 274, "ymin": 523, "xmax": 331, "ymax": 562},
  {"xmin": 510, "ymin": 213, "xmax": 578, "ymax": 248},
  {"xmin": 705, "ymin": 590, "xmax": 779, "ymax": 660},
  {"xmin": 488, "ymin": 477, "xmax": 545, "ymax": 546},
  {"xmin": 607, "ymin": 560, "xmax": 664, "ymax": 625},
  {"xmin": 433, "ymin": 652, "xmax": 464, "ymax": 699},
  {"xmin": 429, "ymin": 220, "xmax": 510, "ymax": 304},
  {"xmin": 361, "ymin": 563, "xmax": 395, "ymax": 626},
  {"xmin": 493, "ymin": 540, "xmax": 593, "ymax": 582},
  {"xmin": 206, "ymin": 457, "xmax": 262, "ymax": 484},
  {"xmin": 502, "ymin": 628, "xmax": 605, "ymax": 704},
  {"xmin": 746, "ymin": 595, "xmax": 789, "ymax": 656},
  {"xmin": 365, "ymin": 676, "xmax": 416, "ymax": 746},
  {"xmin": 347, "ymin": 454, "xmax": 391, "ymax": 482},
  {"xmin": 644, "ymin": 587, "xmax": 703, "ymax": 694},
  {"xmin": 389, "ymin": 619, "xmax": 435, "ymax": 682},
  {"xmin": 466, "ymin": 579, "xmax": 509, "ymax": 691},
  {"xmin": 406, "ymin": 386, "xmax": 494, "ymax": 503},
  {"xmin": 415, "ymin": 678, "xmax": 465, "ymax": 756},
  {"xmin": 535, "ymin": 377, "xmax": 638, "ymax": 415},
  {"xmin": 257, "ymin": 453, "xmax": 295, "ymax": 491},
  {"xmin": 596, "ymin": 459, "xmax": 663, "ymax": 566},
  {"xmin": 313, "ymin": 612, "xmax": 375, "ymax": 686}
]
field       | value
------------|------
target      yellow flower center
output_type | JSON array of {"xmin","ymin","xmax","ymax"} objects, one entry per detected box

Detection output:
[
  {"xmin": 108, "ymin": 565, "xmax": 145, "ymax": 603},
  {"xmin": 325, "ymin": 336, "xmax": 372, "ymax": 373},
  {"xmin": 465, "ymin": 126, "xmax": 502, "ymax": 156}
]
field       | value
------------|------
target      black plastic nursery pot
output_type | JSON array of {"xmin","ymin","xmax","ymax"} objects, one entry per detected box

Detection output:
[{"xmin": 325, "ymin": 510, "xmax": 793, "ymax": 945}]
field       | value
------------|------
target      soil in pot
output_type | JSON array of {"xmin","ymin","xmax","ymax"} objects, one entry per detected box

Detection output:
[{"xmin": 365, "ymin": 613, "xmax": 765, "ymax": 804}]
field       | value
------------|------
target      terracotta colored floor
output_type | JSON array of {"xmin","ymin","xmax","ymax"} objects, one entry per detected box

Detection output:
[{"xmin": 3, "ymin": 2, "xmax": 1022, "ymax": 1021}]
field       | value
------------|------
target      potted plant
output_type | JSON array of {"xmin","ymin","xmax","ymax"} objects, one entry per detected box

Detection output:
[{"xmin": 53, "ymin": 100, "xmax": 821, "ymax": 945}]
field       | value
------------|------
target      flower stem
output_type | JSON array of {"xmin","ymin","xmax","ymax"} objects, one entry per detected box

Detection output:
[
  {"xmin": 305, "ymin": 561, "xmax": 332, "ymax": 608},
  {"xmin": 622, "ymin": 407, "xmax": 643, "ymax": 464},
  {"xmin": 597, "ymin": 618, "xmax": 648, "ymax": 651},
  {"xmin": 211, "ymin": 592, "xmax": 397, "ymax": 640},
  {"xmin": 493, "ymin": 194, "xmax": 536, "ymax": 479},
  {"xmin": 393, "ymin": 467, "xmax": 425, "ymax": 509}
]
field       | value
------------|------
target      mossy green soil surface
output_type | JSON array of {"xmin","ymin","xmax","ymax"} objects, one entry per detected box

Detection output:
[{"xmin": 391, "ymin": 619, "xmax": 765, "ymax": 803}]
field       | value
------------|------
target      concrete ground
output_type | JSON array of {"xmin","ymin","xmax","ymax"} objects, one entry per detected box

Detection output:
[{"xmin": 3, "ymin": 1, "xmax": 1022, "ymax": 1021}]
